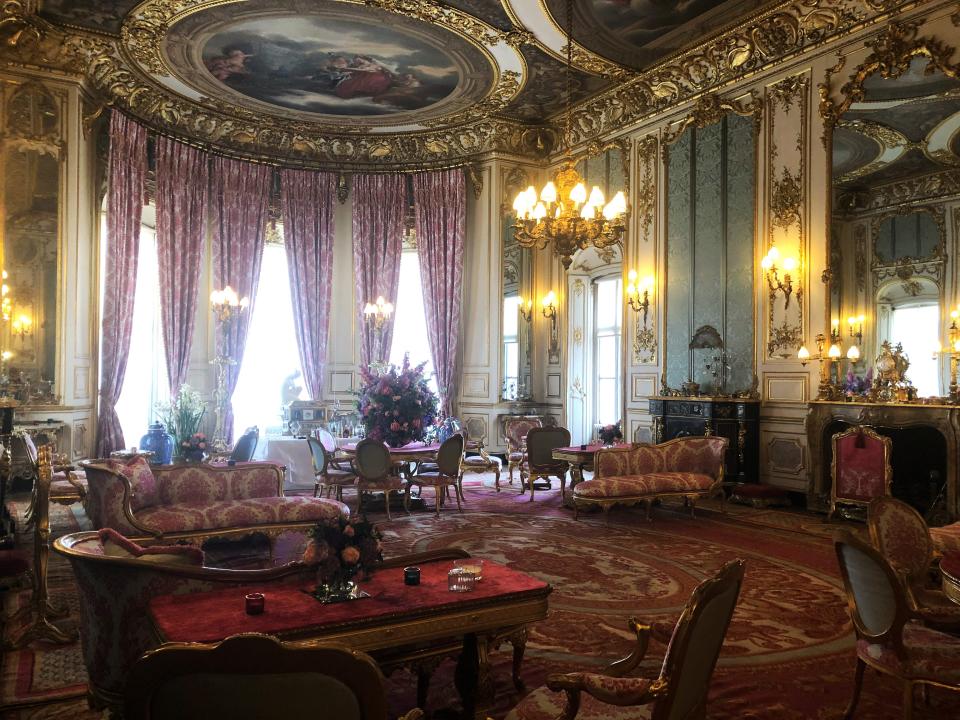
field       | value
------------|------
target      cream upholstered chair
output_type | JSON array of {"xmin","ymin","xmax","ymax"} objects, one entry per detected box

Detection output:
[
  {"xmin": 835, "ymin": 530, "xmax": 960, "ymax": 719},
  {"xmin": 508, "ymin": 559, "xmax": 745, "ymax": 720},
  {"xmin": 407, "ymin": 433, "xmax": 464, "ymax": 516},
  {"xmin": 505, "ymin": 417, "xmax": 542, "ymax": 485},
  {"xmin": 124, "ymin": 633, "xmax": 423, "ymax": 720},
  {"xmin": 353, "ymin": 439, "xmax": 405, "ymax": 521},
  {"xmin": 308, "ymin": 436, "xmax": 356, "ymax": 501},
  {"xmin": 521, "ymin": 426, "xmax": 570, "ymax": 503},
  {"xmin": 867, "ymin": 497, "xmax": 960, "ymax": 626},
  {"xmin": 313, "ymin": 428, "xmax": 354, "ymax": 472}
]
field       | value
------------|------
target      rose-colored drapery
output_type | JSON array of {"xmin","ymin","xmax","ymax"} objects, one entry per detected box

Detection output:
[
  {"xmin": 96, "ymin": 112, "xmax": 147, "ymax": 457},
  {"xmin": 413, "ymin": 169, "xmax": 465, "ymax": 417},
  {"xmin": 280, "ymin": 169, "xmax": 336, "ymax": 400},
  {"xmin": 352, "ymin": 174, "xmax": 405, "ymax": 368},
  {"xmin": 155, "ymin": 137, "xmax": 209, "ymax": 396},
  {"xmin": 210, "ymin": 156, "xmax": 272, "ymax": 443}
]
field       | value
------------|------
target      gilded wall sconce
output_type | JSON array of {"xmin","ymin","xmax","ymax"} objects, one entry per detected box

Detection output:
[
  {"xmin": 625, "ymin": 269, "xmax": 654, "ymax": 327},
  {"xmin": 541, "ymin": 291, "xmax": 559, "ymax": 359},
  {"xmin": 798, "ymin": 332, "xmax": 841, "ymax": 399},
  {"xmin": 847, "ymin": 314, "xmax": 865, "ymax": 345},
  {"xmin": 936, "ymin": 308, "xmax": 960, "ymax": 402},
  {"xmin": 518, "ymin": 297, "xmax": 533, "ymax": 322},
  {"xmin": 11, "ymin": 314, "xmax": 31, "ymax": 342},
  {"xmin": 760, "ymin": 246, "xmax": 797, "ymax": 310}
]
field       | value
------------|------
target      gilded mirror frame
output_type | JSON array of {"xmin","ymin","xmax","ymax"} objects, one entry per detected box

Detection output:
[
  {"xmin": 660, "ymin": 92, "xmax": 762, "ymax": 397},
  {"xmin": 818, "ymin": 20, "xmax": 960, "ymax": 352}
]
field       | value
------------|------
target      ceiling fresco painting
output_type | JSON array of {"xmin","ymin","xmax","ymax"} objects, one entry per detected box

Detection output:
[
  {"xmin": 39, "ymin": 0, "xmax": 138, "ymax": 34},
  {"xmin": 201, "ymin": 16, "xmax": 462, "ymax": 117},
  {"xmin": 545, "ymin": 0, "xmax": 770, "ymax": 70}
]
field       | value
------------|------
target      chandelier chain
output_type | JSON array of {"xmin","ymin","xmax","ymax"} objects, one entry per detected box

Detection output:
[{"xmin": 564, "ymin": 0, "xmax": 572, "ymax": 154}]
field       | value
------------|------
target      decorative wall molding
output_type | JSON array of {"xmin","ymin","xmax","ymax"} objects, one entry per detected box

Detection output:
[
  {"xmin": 633, "ymin": 135, "xmax": 658, "ymax": 364},
  {"xmin": 765, "ymin": 71, "xmax": 809, "ymax": 359}
]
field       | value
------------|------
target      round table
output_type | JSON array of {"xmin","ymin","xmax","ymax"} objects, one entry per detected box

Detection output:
[{"xmin": 941, "ymin": 552, "xmax": 960, "ymax": 604}]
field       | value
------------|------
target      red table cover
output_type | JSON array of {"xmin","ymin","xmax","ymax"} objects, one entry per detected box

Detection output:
[
  {"xmin": 149, "ymin": 560, "xmax": 548, "ymax": 644},
  {"xmin": 941, "ymin": 552, "xmax": 960, "ymax": 580}
]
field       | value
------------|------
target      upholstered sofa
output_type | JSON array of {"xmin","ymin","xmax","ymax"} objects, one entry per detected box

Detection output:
[
  {"xmin": 571, "ymin": 437, "xmax": 728, "ymax": 520},
  {"xmin": 81, "ymin": 457, "xmax": 348, "ymax": 541}
]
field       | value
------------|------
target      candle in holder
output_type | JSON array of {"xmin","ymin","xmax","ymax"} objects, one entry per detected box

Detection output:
[
  {"xmin": 404, "ymin": 566, "xmax": 421, "ymax": 586},
  {"xmin": 448, "ymin": 568, "xmax": 477, "ymax": 592},
  {"xmin": 245, "ymin": 592, "xmax": 265, "ymax": 615}
]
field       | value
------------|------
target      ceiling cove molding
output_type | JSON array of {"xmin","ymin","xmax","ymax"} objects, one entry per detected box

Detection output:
[
  {"xmin": 0, "ymin": 0, "xmax": 928, "ymax": 170},
  {"xmin": 556, "ymin": 0, "xmax": 920, "ymax": 154}
]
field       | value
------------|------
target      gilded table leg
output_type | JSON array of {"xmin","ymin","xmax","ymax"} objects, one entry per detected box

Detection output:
[
  {"xmin": 509, "ymin": 627, "xmax": 528, "ymax": 690},
  {"xmin": 455, "ymin": 633, "xmax": 495, "ymax": 720}
]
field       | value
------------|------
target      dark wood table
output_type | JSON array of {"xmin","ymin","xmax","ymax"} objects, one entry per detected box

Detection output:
[
  {"xmin": 148, "ymin": 559, "xmax": 551, "ymax": 719},
  {"xmin": 552, "ymin": 443, "xmax": 633, "ymax": 487}
]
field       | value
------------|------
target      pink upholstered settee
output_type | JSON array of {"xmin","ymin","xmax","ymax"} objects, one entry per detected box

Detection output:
[
  {"xmin": 81, "ymin": 457, "xmax": 348, "ymax": 541},
  {"xmin": 571, "ymin": 437, "xmax": 728, "ymax": 520}
]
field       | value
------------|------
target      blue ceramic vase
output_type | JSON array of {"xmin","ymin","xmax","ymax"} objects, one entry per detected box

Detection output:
[{"xmin": 139, "ymin": 422, "xmax": 174, "ymax": 465}]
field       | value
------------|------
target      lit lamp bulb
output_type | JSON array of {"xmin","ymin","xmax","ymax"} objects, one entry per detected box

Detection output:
[
  {"xmin": 532, "ymin": 202, "xmax": 547, "ymax": 221},
  {"xmin": 798, "ymin": 346, "xmax": 811, "ymax": 364},
  {"xmin": 540, "ymin": 182, "xmax": 557, "ymax": 205},
  {"xmin": 587, "ymin": 186, "xmax": 605, "ymax": 208},
  {"xmin": 828, "ymin": 344, "xmax": 842, "ymax": 359},
  {"xmin": 569, "ymin": 183, "xmax": 587, "ymax": 206},
  {"xmin": 953, "ymin": 339, "xmax": 960, "ymax": 353},
  {"xmin": 847, "ymin": 345, "xmax": 860, "ymax": 361},
  {"xmin": 580, "ymin": 203, "xmax": 595, "ymax": 219},
  {"xmin": 783, "ymin": 257, "xmax": 797, "ymax": 272}
]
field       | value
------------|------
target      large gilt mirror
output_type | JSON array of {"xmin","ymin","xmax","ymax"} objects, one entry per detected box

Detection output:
[
  {"xmin": 2, "ymin": 82, "xmax": 61, "ymax": 404},
  {"xmin": 501, "ymin": 167, "xmax": 533, "ymax": 401},
  {"xmin": 829, "ymin": 50, "xmax": 959, "ymax": 398}
]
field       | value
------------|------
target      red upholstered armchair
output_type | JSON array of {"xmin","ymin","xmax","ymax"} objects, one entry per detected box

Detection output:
[{"xmin": 830, "ymin": 426, "xmax": 891, "ymax": 520}]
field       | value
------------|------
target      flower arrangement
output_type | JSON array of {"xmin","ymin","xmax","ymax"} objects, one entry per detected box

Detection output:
[
  {"xmin": 155, "ymin": 385, "xmax": 206, "ymax": 453},
  {"xmin": 843, "ymin": 367, "xmax": 874, "ymax": 396},
  {"xmin": 598, "ymin": 421, "xmax": 623, "ymax": 445},
  {"xmin": 356, "ymin": 354, "xmax": 439, "ymax": 447},
  {"xmin": 303, "ymin": 516, "xmax": 383, "ymax": 599},
  {"xmin": 180, "ymin": 432, "xmax": 208, "ymax": 461}
]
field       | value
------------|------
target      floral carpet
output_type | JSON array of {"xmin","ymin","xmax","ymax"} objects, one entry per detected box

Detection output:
[{"xmin": 2, "ymin": 474, "xmax": 959, "ymax": 718}]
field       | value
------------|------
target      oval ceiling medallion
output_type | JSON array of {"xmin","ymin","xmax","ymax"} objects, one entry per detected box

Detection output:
[{"xmin": 124, "ymin": 0, "xmax": 525, "ymax": 133}]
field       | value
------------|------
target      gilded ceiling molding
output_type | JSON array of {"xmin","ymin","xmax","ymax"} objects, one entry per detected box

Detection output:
[
  {"xmin": 662, "ymin": 92, "xmax": 762, "ymax": 147},
  {"xmin": 837, "ymin": 169, "xmax": 960, "ymax": 213},
  {"xmin": 559, "ymin": 0, "xmax": 910, "ymax": 153}
]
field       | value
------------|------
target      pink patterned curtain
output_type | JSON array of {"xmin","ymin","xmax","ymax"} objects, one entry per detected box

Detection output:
[
  {"xmin": 96, "ymin": 112, "xmax": 147, "ymax": 457},
  {"xmin": 413, "ymin": 169, "xmax": 465, "ymax": 417},
  {"xmin": 210, "ymin": 156, "xmax": 272, "ymax": 443},
  {"xmin": 155, "ymin": 137, "xmax": 209, "ymax": 396},
  {"xmin": 280, "ymin": 169, "xmax": 336, "ymax": 400},
  {"xmin": 352, "ymin": 174, "xmax": 405, "ymax": 368}
]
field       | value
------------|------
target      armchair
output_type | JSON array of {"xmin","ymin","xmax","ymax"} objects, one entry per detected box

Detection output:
[
  {"xmin": 308, "ymin": 436, "xmax": 356, "ymax": 502},
  {"xmin": 834, "ymin": 530, "xmax": 960, "ymax": 719},
  {"xmin": 408, "ymin": 433, "xmax": 464, "ymax": 516},
  {"xmin": 124, "ymin": 634, "xmax": 424, "ymax": 720},
  {"xmin": 505, "ymin": 417, "xmax": 542, "ymax": 485},
  {"xmin": 353, "ymin": 439, "xmax": 405, "ymax": 521},
  {"xmin": 508, "ymin": 559, "xmax": 745, "ymax": 720}
]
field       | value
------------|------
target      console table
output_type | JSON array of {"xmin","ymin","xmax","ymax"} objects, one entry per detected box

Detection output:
[
  {"xmin": 806, "ymin": 400, "xmax": 959, "ymax": 521},
  {"xmin": 647, "ymin": 396, "xmax": 759, "ymax": 483}
]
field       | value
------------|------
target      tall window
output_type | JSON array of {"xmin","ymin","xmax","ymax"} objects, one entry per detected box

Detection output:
[
  {"xmin": 502, "ymin": 295, "xmax": 521, "ymax": 399},
  {"xmin": 389, "ymin": 249, "xmax": 436, "ymax": 391},
  {"xmin": 231, "ymin": 241, "xmax": 306, "ymax": 436},
  {"xmin": 593, "ymin": 276, "xmax": 622, "ymax": 426},
  {"xmin": 115, "ymin": 221, "xmax": 168, "ymax": 447},
  {"xmin": 890, "ymin": 303, "xmax": 940, "ymax": 397}
]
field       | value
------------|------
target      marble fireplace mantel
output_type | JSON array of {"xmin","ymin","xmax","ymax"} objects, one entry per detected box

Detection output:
[{"xmin": 805, "ymin": 400, "xmax": 960, "ymax": 522}]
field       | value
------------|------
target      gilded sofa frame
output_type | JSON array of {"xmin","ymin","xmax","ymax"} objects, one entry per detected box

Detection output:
[
  {"xmin": 80, "ymin": 460, "xmax": 345, "ymax": 543},
  {"xmin": 572, "ymin": 437, "xmax": 728, "ymax": 521}
]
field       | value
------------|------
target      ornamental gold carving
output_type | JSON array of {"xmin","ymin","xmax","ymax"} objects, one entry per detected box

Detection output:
[
  {"xmin": 837, "ymin": 170, "xmax": 960, "ymax": 212},
  {"xmin": 768, "ymin": 321, "xmax": 803, "ymax": 357},
  {"xmin": 770, "ymin": 167, "xmax": 802, "ymax": 229},
  {"xmin": 635, "ymin": 136, "xmax": 657, "ymax": 244},
  {"xmin": 662, "ymin": 92, "xmax": 761, "ymax": 145}
]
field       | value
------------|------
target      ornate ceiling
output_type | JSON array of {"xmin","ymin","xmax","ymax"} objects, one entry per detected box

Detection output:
[
  {"xmin": 6, "ymin": 0, "xmax": 921, "ymax": 169},
  {"xmin": 833, "ymin": 57, "xmax": 960, "ymax": 191}
]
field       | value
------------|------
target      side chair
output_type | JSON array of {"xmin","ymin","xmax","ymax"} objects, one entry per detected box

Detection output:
[
  {"xmin": 407, "ymin": 433, "xmax": 464, "ymax": 516},
  {"xmin": 504, "ymin": 417, "xmax": 541, "ymax": 485},
  {"xmin": 868, "ymin": 496, "xmax": 960, "ymax": 626},
  {"xmin": 353, "ymin": 439, "xmax": 405, "ymax": 521},
  {"xmin": 834, "ymin": 530, "xmax": 960, "ymax": 719},
  {"xmin": 124, "ymin": 633, "xmax": 423, "ymax": 720},
  {"xmin": 508, "ymin": 559, "xmax": 746, "ymax": 720},
  {"xmin": 308, "ymin": 436, "xmax": 357, "ymax": 502},
  {"xmin": 830, "ymin": 425, "xmax": 891, "ymax": 520},
  {"xmin": 521, "ymin": 426, "xmax": 570, "ymax": 502}
]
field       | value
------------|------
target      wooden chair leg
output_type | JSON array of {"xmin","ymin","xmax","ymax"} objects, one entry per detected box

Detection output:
[
  {"xmin": 494, "ymin": 465, "xmax": 501, "ymax": 491},
  {"xmin": 455, "ymin": 483, "xmax": 463, "ymax": 512},
  {"xmin": 384, "ymin": 490, "xmax": 393, "ymax": 521},
  {"xmin": 313, "ymin": 482, "xmax": 321, "ymax": 498},
  {"xmin": 435, "ymin": 486, "xmax": 442, "ymax": 518},
  {"xmin": 843, "ymin": 658, "xmax": 865, "ymax": 720},
  {"xmin": 404, "ymin": 485, "xmax": 412, "ymax": 514},
  {"xmin": 528, "ymin": 475, "xmax": 536, "ymax": 502},
  {"xmin": 903, "ymin": 680, "xmax": 913, "ymax": 720}
]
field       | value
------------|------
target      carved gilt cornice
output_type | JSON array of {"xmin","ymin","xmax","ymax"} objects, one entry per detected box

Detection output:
[
  {"xmin": 837, "ymin": 169, "xmax": 960, "ymax": 213},
  {"xmin": 662, "ymin": 92, "xmax": 762, "ymax": 146}
]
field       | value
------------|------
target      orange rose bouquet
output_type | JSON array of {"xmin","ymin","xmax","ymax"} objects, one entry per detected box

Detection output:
[{"xmin": 303, "ymin": 516, "xmax": 383, "ymax": 602}]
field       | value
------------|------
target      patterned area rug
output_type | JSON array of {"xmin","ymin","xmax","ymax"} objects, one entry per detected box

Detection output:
[{"xmin": 2, "ymin": 476, "xmax": 958, "ymax": 718}]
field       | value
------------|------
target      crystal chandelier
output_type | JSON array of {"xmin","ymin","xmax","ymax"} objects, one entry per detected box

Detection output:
[{"xmin": 511, "ymin": 0, "xmax": 627, "ymax": 269}]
